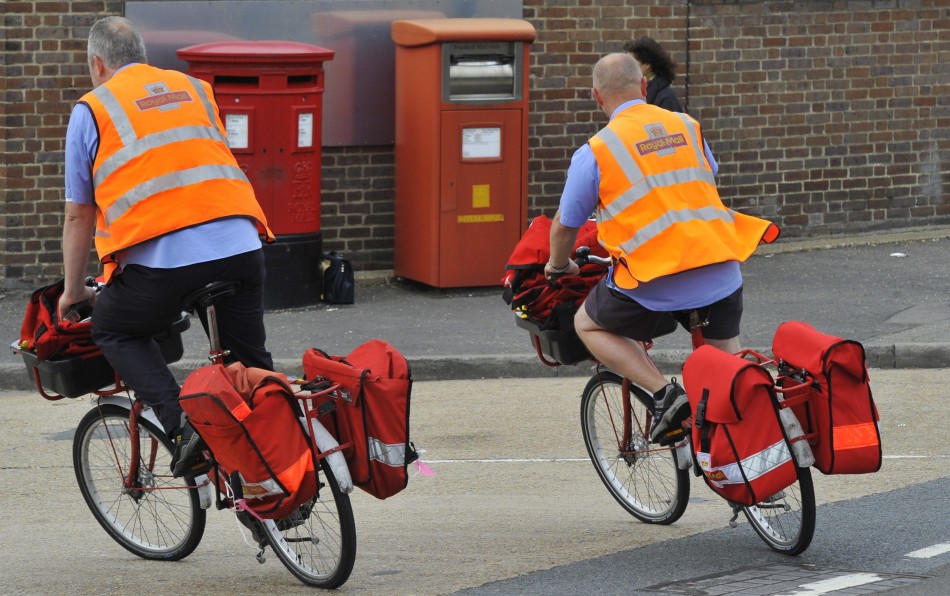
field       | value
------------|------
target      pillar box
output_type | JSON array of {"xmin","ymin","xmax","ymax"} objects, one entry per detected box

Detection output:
[{"xmin": 177, "ymin": 41, "xmax": 335, "ymax": 308}]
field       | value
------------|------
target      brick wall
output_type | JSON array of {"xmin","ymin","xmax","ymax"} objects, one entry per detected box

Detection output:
[{"xmin": 2, "ymin": 0, "xmax": 947, "ymax": 289}]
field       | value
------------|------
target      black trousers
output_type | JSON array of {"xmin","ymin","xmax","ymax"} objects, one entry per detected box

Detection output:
[{"xmin": 91, "ymin": 249, "xmax": 273, "ymax": 435}]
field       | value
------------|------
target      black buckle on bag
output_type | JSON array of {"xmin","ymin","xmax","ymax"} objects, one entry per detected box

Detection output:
[
  {"xmin": 696, "ymin": 388, "xmax": 712, "ymax": 453},
  {"xmin": 317, "ymin": 400, "xmax": 336, "ymax": 416},
  {"xmin": 301, "ymin": 376, "xmax": 334, "ymax": 393}
]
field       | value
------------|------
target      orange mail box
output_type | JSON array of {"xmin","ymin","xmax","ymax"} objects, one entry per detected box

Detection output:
[
  {"xmin": 177, "ymin": 41, "xmax": 334, "ymax": 308},
  {"xmin": 392, "ymin": 19, "xmax": 536, "ymax": 287}
]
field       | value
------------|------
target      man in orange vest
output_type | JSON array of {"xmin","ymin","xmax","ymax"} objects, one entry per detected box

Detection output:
[
  {"xmin": 547, "ymin": 53, "xmax": 778, "ymax": 445},
  {"xmin": 59, "ymin": 16, "xmax": 276, "ymax": 476}
]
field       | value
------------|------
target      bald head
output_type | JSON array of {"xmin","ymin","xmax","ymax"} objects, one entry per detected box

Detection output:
[{"xmin": 592, "ymin": 53, "xmax": 645, "ymax": 101}]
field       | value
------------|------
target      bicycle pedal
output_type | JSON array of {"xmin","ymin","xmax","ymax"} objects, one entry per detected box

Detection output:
[{"xmin": 655, "ymin": 427, "xmax": 687, "ymax": 447}]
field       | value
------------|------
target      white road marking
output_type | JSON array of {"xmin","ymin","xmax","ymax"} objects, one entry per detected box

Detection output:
[
  {"xmin": 907, "ymin": 543, "xmax": 950, "ymax": 559},
  {"xmin": 775, "ymin": 572, "xmax": 883, "ymax": 595},
  {"xmin": 426, "ymin": 457, "xmax": 589, "ymax": 464}
]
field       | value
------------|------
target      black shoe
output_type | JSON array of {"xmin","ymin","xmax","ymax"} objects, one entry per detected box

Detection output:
[
  {"xmin": 170, "ymin": 420, "xmax": 210, "ymax": 477},
  {"xmin": 650, "ymin": 381, "xmax": 690, "ymax": 445}
]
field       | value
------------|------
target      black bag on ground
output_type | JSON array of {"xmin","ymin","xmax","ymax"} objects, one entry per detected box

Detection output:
[{"xmin": 322, "ymin": 252, "xmax": 355, "ymax": 304}]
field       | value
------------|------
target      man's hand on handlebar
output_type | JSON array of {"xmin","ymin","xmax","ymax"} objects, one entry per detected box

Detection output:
[
  {"xmin": 58, "ymin": 276, "xmax": 99, "ymax": 323},
  {"xmin": 545, "ymin": 259, "xmax": 580, "ymax": 280}
]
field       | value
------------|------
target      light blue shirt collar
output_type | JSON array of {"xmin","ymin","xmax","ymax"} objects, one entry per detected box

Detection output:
[{"xmin": 609, "ymin": 99, "xmax": 646, "ymax": 121}]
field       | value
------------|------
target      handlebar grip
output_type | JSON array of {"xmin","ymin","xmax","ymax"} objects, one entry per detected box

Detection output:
[{"xmin": 84, "ymin": 276, "xmax": 96, "ymax": 287}]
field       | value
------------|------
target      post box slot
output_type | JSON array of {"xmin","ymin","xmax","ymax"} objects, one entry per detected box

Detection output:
[
  {"xmin": 442, "ymin": 42, "xmax": 523, "ymax": 104},
  {"xmin": 214, "ymin": 75, "xmax": 259, "ymax": 87},
  {"xmin": 288, "ymin": 74, "xmax": 317, "ymax": 86}
]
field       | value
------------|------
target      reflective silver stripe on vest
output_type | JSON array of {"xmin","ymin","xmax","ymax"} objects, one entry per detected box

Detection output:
[
  {"xmin": 367, "ymin": 437, "xmax": 407, "ymax": 468},
  {"xmin": 104, "ymin": 164, "xmax": 249, "ymax": 226},
  {"xmin": 601, "ymin": 167, "xmax": 717, "ymax": 221},
  {"xmin": 91, "ymin": 86, "xmax": 138, "ymax": 146},
  {"xmin": 92, "ymin": 73, "xmax": 226, "ymax": 188},
  {"xmin": 618, "ymin": 205, "xmax": 737, "ymax": 254},
  {"xmin": 594, "ymin": 124, "xmax": 716, "ymax": 221},
  {"xmin": 673, "ymin": 111, "xmax": 708, "ymax": 165},
  {"xmin": 93, "ymin": 125, "xmax": 229, "ymax": 187},
  {"xmin": 186, "ymin": 75, "xmax": 218, "ymax": 128},
  {"xmin": 594, "ymin": 127, "xmax": 644, "ymax": 187}
]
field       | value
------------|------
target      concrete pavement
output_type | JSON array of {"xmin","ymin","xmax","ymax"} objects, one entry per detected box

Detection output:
[
  {"xmin": 0, "ymin": 370, "xmax": 947, "ymax": 594},
  {"xmin": 3, "ymin": 226, "xmax": 950, "ymax": 391}
]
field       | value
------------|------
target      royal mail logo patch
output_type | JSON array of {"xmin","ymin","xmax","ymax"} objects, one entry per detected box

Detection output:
[
  {"xmin": 635, "ymin": 122, "xmax": 686, "ymax": 157},
  {"xmin": 135, "ymin": 82, "xmax": 192, "ymax": 111}
]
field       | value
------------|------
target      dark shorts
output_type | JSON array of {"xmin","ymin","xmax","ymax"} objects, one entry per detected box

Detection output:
[{"xmin": 583, "ymin": 278, "xmax": 743, "ymax": 342}]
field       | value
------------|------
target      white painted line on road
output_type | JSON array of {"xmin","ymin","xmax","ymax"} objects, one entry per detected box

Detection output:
[
  {"xmin": 425, "ymin": 455, "xmax": 949, "ymax": 464},
  {"xmin": 775, "ymin": 572, "xmax": 883, "ymax": 595},
  {"xmin": 906, "ymin": 543, "xmax": 950, "ymax": 559},
  {"xmin": 426, "ymin": 457, "xmax": 589, "ymax": 464}
]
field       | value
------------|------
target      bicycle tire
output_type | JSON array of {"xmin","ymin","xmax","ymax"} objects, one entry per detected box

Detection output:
[
  {"xmin": 259, "ymin": 457, "xmax": 357, "ymax": 588},
  {"xmin": 580, "ymin": 371, "xmax": 689, "ymax": 524},
  {"xmin": 73, "ymin": 403, "xmax": 206, "ymax": 560},
  {"xmin": 742, "ymin": 466, "xmax": 816, "ymax": 555}
]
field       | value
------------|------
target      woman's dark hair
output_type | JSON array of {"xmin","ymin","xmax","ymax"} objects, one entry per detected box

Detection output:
[{"xmin": 622, "ymin": 37, "xmax": 677, "ymax": 83}]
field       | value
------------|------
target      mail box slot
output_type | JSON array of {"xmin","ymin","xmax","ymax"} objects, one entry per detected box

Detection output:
[{"xmin": 444, "ymin": 41, "xmax": 522, "ymax": 102}]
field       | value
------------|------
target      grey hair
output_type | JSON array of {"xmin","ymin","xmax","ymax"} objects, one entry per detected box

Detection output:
[
  {"xmin": 87, "ymin": 16, "xmax": 147, "ymax": 68},
  {"xmin": 592, "ymin": 53, "xmax": 643, "ymax": 97}
]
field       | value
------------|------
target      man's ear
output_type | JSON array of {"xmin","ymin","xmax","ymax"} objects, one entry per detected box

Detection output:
[
  {"xmin": 640, "ymin": 76, "xmax": 648, "ymax": 97},
  {"xmin": 592, "ymin": 87, "xmax": 604, "ymax": 109},
  {"xmin": 89, "ymin": 55, "xmax": 107, "ymax": 82}
]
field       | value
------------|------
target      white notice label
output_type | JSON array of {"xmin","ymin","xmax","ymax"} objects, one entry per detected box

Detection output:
[
  {"xmin": 462, "ymin": 127, "xmax": 501, "ymax": 159},
  {"xmin": 298, "ymin": 112, "xmax": 314, "ymax": 148},
  {"xmin": 225, "ymin": 113, "xmax": 249, "ymax": 149}
]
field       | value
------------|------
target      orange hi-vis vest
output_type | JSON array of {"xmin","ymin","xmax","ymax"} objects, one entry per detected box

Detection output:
[
  {"xmin": 80, "ymin": 64, "xmax": 274, "ymax": 281},
  {"xmin": 589, "ymin": 103, "xmax": 778, "ymax": 289}
]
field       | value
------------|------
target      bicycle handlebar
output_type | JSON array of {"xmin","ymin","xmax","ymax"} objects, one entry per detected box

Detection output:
[{"xmin": 574, "ymin": 246, "xmax": 611, "ymax": 267}]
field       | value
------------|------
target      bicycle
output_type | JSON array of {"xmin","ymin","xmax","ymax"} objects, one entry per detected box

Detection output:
[
  {"xmin": 518, "ymin": 248, "xmax": 817, "ymax": 555},
  {"xmin": 15, "ymin": 280, "xmax": 357, "ymax": 588}
]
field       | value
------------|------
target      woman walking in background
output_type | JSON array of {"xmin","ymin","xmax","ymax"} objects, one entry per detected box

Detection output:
[{"xmin": 623, "ymin": 37, "xmax": 683, "ymax": 112}]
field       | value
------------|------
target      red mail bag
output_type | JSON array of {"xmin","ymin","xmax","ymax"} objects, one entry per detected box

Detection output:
[
  {"xmin": 302, "ymin": 339, "xmax": 417, "ymax": 500},
  {"xmin": 683, "ymin": 345, "xmax": 799, "ymax": 506},
  {"xmin": 772, "ymin": 321, "xmax": 882, "ymax": 475},
  {"xmin": 178, "ymin": 363, "xmax": 317, "ymax": 519},
  {"xmin": 19, "ymin": 279, "xmax": 98, "ymax": 361}
]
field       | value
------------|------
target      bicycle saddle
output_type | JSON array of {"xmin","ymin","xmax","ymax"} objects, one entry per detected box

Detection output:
[{"xmin": 181, "ymin": 281, "xmax": 241, "ymax": 312}]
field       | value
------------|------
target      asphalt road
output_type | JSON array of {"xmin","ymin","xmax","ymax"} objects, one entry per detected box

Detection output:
[{"xmin": 1, "ymin": 368, "xmax": 947, "ymax": 595}]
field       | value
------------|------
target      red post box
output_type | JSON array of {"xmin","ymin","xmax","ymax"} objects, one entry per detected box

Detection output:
[
  {"xmin": 391, "ymin": 18, "xmax": 536, "ymax": 288},
  {"xmin": 177, "ymin": 41, "xmax": 334, "ymax": 308}
]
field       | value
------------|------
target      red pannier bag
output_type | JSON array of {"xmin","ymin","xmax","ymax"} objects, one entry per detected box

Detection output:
[
  {"xmin": 772, "ymin": 321, "xmax": 882, "ymax": 475},
  {"xmin": 683, "ymin": 345, "xmax": 799, "ymax": 506},
  {"xmin": 302, "ymin": 339, "xmax": 417, "ymax": 500},
  {"xmin": 178, "ymin": 363, "xmax": 316, "ymax": 519}
]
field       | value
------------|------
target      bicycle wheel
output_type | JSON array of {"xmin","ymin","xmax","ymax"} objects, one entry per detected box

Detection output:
[
  {"xmin": 73, "ymin": 404, "xmax": 206, "ymax": 560},
  {"xmin": 742, "ymin": 466, "xmax": 816, "ymax": 555},
  {"xmin": 259, "ymin": 458, "xmax": 357, "ymax": 588},
  {"xmin": 580, "ymin": 371, "xmax": 689, "ymax": 524}
]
